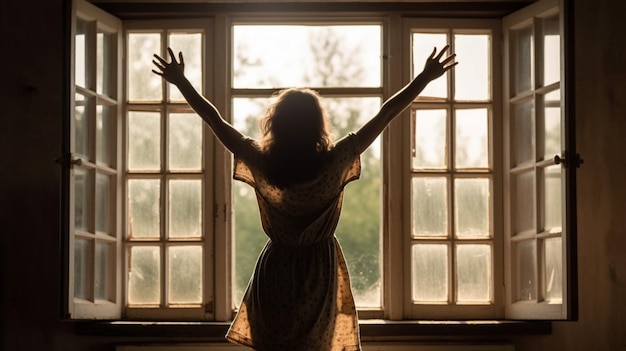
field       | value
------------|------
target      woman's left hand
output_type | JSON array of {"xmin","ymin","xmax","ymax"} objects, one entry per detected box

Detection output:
[{"xmin": 152, "ymin": 47, "xmax": 186, "ymax": 86}]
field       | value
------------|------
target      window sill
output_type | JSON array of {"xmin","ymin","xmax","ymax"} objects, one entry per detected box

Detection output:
[{"xmin": 74, "ymin": 319, "xmax": 551, "ymax": 340}]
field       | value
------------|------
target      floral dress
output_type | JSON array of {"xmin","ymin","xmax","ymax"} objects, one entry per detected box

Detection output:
[{"xmin": 226, "ymin": 133, "xmax": 362, "ymax": 351}]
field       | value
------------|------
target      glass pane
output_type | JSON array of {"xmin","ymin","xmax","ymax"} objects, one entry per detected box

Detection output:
[
  {"xmin": 542, "ymin": 14, "xmax": 560, "ymax": 86},
  {"xmin": 75, "ymin": 19, "xmax": 90, "ymax": 88},
  {"xmin": 454, "ymin": 34, "xmax": 490, "ymax": 100},
  {"xmin": 168, "ymin": 246, "xmax": 202, "ymax": 304},
  {"xmin": 95, "ymin": 172, "xmax": 110, "ymax": 234},
  {"xmin": 512, "ymin": 100, "xmax": 534, "ymax": 166},
  {"xmin": 96, "ymin": 31, "xmax": 112, "ymax": 96},
  {"xmin": 412, "ymin": 177, "xmax": 448, "ymax": 237},
  {"xmin": 331, "ymin": 98, "xmax": 382, "ymax": 308},
  {"xmin": 512, "ymin": 26, "xmax": 533, "ymax": 94},
  {"xmin": 514, "ymin": 171, "xmax": 535, "ymax": 235},
  {"xmin": 413, "ymin": 109, "xmax": 447, "ymax": 169},
  {"xmin": 128, "ymin": 111, "xmax": 161, "ymax": 171},
  {"xmin": 74, "ymin": 238, "xmax": 91, "ymax": 300},
  {"xmin": 232, "ymin": 96, "xmax": 383, "ymax": 308},
  {"xmin": 456, "ymin": 244, "xmax": 491, "ymax": 302},
  {"xmin": 542, "ymin": 89, "xmax": 561, "ymax": 159},
  {"xmin": 74, "ymin": 168, "xmax": 92, "ymax": 231},
  {"xmin": 412, "ymin": 33, "xmax": 448, "ymax": 98},
  {"xmin": 455, "ymin": 108, "xmax": 489, "ymax": 168},
  {"xmin": 95, "ymin": 241, "xmax": 113, "ymax": 301},
  {"xmin": 96, "ymin": 104, "xmax": 113, "ymax": 165},
  {"xmin": 128, "ymin": 179, "xmax": 160, "ymax": 239},
  {"xmin": 516, "ymin": 240, "xmax": 537, "ymax": 301},
  {"xmin": 543, "ymin": 165, "xmax": 562, "ymax": 232},
  {"xmin": 168, "ymin": 113, "xmax": 202, "ymax": 171},
  {"xmin": 128, "ymin": 246, "xmax": 160, "ymax": 305},
  {"xmin": 455, "ymin": 178, "xmax": 490, "ymax": 238},
  {"xmin": 74, "ymin": 94, "xmax": 92, "ymax": 159},
  {"xmin": 544, "ymin": 237, "xmax": 563, "ymax": 302},
  {"xmin": 412, "ymin": 244, "xmax": 448, "ymax": 302},
  {"xmin": 233, "ymin": 25, "xmax": 381, "ymax": 88},
  {"xmin": 169, "ymin": 33, "xmax": 202, "ymax": 101},
  {"xmin": 168, "ymin": 180, "xmax": 202, "ymax": 238},
  {"xmin": 128, "ymin": 33, "xmax": 161, "ymax": 101}
]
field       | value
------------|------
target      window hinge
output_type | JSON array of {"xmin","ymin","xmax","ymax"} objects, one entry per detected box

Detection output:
[{"xmin": 55, "ymin": 153, "xmax": 83, "ymax": 169}]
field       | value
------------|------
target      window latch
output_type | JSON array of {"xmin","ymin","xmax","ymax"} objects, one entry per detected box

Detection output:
[{"xmin": 554, "ymin": 152, "xmax": 583, "ymax": 168}]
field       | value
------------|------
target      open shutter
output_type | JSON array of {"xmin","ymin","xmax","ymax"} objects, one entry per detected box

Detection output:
[
  {"xmin": 67, "ymin": 0, "xmax": 123, "ymax": 319},
  {"xmin": 503, "ymin": 0, "xmax": 577, "ymax": 320}
]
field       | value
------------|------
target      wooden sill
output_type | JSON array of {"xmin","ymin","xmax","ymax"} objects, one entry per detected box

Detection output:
[{"xmin": 74, "ymin": 319, "xmax": 551, "ymax": 340}]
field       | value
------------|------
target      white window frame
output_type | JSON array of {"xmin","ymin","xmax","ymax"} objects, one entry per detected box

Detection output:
[
  {"xmin": 66, "ymin": 0, "xmax": 576, "ymax": 323},
  {"xmin": 68, "ymin": 0, "xmax": 123, "ymax": 319}
]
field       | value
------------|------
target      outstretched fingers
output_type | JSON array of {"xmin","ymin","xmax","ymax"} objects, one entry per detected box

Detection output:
[{"xmin": 434, "ymin": 45, "xmax": 450, "ymax": 61}]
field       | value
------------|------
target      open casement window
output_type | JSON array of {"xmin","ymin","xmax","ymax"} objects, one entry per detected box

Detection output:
[
  {"xmin": 503, "ymin": 0, "xmax": 577, "ymax": 320},
  {"xmin": 68, "ymin": 0, "xmax": 123, "ymax": 319},
  {"xmin": 123, "ymin": 19, "xmax": 215, "ymax": 321},
  {"xmin": 396, "ymin": 18, "xmax": 503, "ymax": 320}
]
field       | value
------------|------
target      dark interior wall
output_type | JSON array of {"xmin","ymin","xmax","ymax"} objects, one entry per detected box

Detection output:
[{"xmin": 1, "ymin": 0, "xmax": 624, "ymax": 351}]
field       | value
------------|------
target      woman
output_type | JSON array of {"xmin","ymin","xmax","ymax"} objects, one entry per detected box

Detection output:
[{"xmin": 153, "ymin": 46, "xmax": 456, "ymax": 351}]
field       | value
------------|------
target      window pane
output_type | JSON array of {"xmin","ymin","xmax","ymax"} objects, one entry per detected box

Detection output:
[
  {"xmin": 412, "ymin": 244, "xmax": 448, "ymax": 302},
  {"xmin": 233, "ymin": 25, "xmax": 381, "ymax": 88},
  {"xmin": 455, "ymin": 178, "xmax": 490, "ymax": 238},
  {"xmin": 515, "ymin": 240, "xmax": 537, "ymax": 301},
  {"xmin": 169, "ymin": 33, "xmax": 202, "ymax": 101},
  {"xmin": 74, "ymin": 168, "xmax": 92, "ymax": 231},
  {"xmin": 542, "ymin": 14, "xmax": 560, "ymax": 87},
  {"xmin": 128, "ymin": 246, "xmax": 160, "ymax": 305},
  {"xmin": 454, "ymin": 34, "xmax": 490, "ymax": 101},
  {"xmin": 74, "ymin": 238, "xmax": 91, "ymax": 300},
  {"xmin": 96, "ymin": 31, "xmax": 112, "ymax": 96},
  {"xmin": 128, "ymin": 33, "xmax": 161, "ymax": 101},
  {"xmin": 543, "ymin": 237, "xmax": 563, "ymax": 302},
  {"xmin": 512, "ymin": 100, "xmax": 534, "ymax": 166},
  {"xmin": 542, "ymin": 89, "xmax": 561, "ymax": 159},
  {"xmin": 412, "ymin": 177, "xmax": 448, "ymax": 237},
  {"xmin": 543, "ymin": 165, "xmax": 562, "ymax": 232},
  {"xmin": 95, "ymin": 172, "xmax": 111, "ymax": 234},
  {"xmin": 128, "ymin": 111, "xmax": 161, "ymax": 171},
  {"xmin": 412, "ymin": 33, "xmax": 448, "ymax": 98},
  {"xmin": 74, "ymin": 94, "xmax": 92, "ymax": 159},
  {"xmin": 232, "ymin": 97, "xmax": 382, "ymax": 308},
  {"xmin": 413, "ymin": 109, "xmax": 447, "ymax": 169},
  {"xmin": 329, "ymin": 98, "xmax": 382, "ymax": 308},
  {"xmin": 95, "ymin": 241, "xmax": 113, "ymax": 301},
  {"xmin": 512, "ymin": 26, "xmax": 533, "ymax": 94},
  {"xmin": 168, "ymin": 180, "xmax": 202, "ymax": 238},
  {"xmin": 168, "ymin": 113, "xmax": 202, "ymax": 171},
  {"xmin": 456, "ymin": 244, "xmax": 491, "ymax": 302},
  {"xmin": 128, "ymin": 179, "xmax": 160, "ymax": 239},
  {"xmin": 75, "ymin": 19, "xmax": 90, "ymax": 88},
  {"xmin": 168, "ymin": 246, "xmax": 202, "ymax": 304},
  {"xmin": 514, "ymin": 171, "xmax": 535, "ymax": 235},
  {"xmin": 96, "ymin": 104, "xmax": 113, "ymax": 166},
  {"xmin": 455, "ymin": 108, "xmax": 489, "ymax": 169}
]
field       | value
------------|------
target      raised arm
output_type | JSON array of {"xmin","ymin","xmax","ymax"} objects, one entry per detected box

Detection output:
[
  {"xmin": 152, "ymin": 48, "xmax": 245, "ymax": 154},
  {"xmin": 355, "ymin": 45, "xmax": 457, "ymax": 154}
]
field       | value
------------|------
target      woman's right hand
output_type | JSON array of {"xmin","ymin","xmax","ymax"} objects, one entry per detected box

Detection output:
[{"xmin": 152, "ymin": 47, "xmax": 186, "ymax": 86}]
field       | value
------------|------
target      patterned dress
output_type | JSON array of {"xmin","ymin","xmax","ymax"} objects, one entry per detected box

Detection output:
[{"xmin": 226, "ymin": 133, "xmax": 362, "ymax": 351}]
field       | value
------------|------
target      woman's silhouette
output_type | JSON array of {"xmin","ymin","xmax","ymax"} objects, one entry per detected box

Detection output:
[{"xmin": 153, "ymin": 45, "xmax": 456, "ymax": 351}]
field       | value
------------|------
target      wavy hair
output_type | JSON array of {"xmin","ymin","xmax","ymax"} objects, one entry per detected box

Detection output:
[{"xmin": 258, "ymin": 88, "xmax": 334, "ymax": 188}]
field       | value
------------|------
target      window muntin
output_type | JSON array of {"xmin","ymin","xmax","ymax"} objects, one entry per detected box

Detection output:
[{"xmin": 231, "ymin": 23, "xmax": 383, "ymax": 310}]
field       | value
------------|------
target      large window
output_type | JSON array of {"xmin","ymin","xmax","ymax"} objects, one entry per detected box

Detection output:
[{"xmin": 66, "ymin": 0, "xmax": 574, "ymax": 322}]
